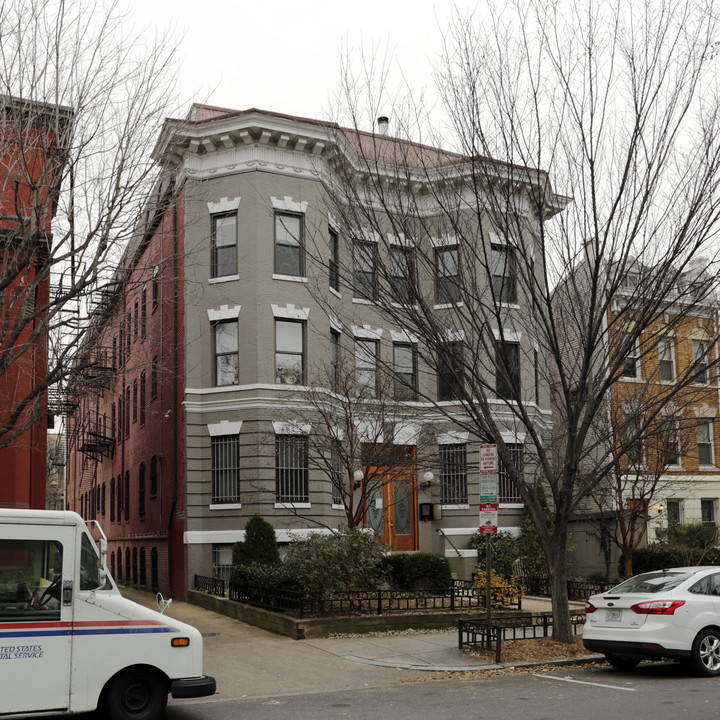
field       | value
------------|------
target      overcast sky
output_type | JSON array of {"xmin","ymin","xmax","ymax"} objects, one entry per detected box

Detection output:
[{"xmin": 128, "ymin": 0, "xmax": 473, "ymax": 124}]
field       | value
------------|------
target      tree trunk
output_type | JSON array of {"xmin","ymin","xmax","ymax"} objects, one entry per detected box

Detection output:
[
  {"xmin": 624, "ymin": 550, "xmax": 634, "ymax": 579},
  {"xmin": 548, "ymin": 546, "xmax": 573, "ymax": 643}
]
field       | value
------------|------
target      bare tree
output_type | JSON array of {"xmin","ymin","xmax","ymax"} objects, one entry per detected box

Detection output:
[
  {"xmin": 0, "ymin": 0, "xmax": 180, "ymax": 454},
  {"xmin": 311, "ymin": 0, "xmax": 720, "ymax": 641},
  {"xmin": 262, "ymin": 350, "xmax": 436, "ymax": 538}
]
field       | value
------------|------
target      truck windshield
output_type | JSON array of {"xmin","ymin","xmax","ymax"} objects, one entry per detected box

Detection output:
[{"xmin": 80, "ymin": 533, "xmax": 108, "ymax": 591}]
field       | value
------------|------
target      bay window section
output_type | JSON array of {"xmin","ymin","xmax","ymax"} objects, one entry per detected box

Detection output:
[
  {"xmin": 435, "ymin": 245, "xmax": 460, "ymax": 304},
  {"xmin": 355, "ymin": 339, "xmax": 377, "ymax": 394},
  {"xmin": 393, "ymin": 343, "xmax": 417, "ymax": 399},
  {"xmin": 491, "ymin": 244, "xmax": 517, "ymax": 303},
  {"xmin": 353, "ymin": 240, "xmax": 377, "ymax": 300},
  {"xmin": 211, "ymin": 213, "xmax": 238, "ymax": 278},
  {"xmin": 274, "ymin": 212, "xmax": 304, "ymax": 276},
  {"xmin": 276, "ymin": 320, "xmax": 304, "ymax": 385},
  {"xmin": 389, "ymin": 246, "xmax": 415, "ymax": 305}
]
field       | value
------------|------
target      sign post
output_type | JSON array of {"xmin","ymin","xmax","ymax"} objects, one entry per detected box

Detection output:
[{"xmin": 478, "ymin": 444, "xmax": 498, "ymax": 620}]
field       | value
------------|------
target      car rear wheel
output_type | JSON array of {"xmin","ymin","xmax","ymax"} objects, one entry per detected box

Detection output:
[
  {"xmin": 691, "ymin": 629, "xmax": 720, "ymax": 677},
  {"xmin": 101, "ymin": 668, "xmax": 169, "ymax": 720},
  {"xmin": 605, "ymin": 653, "xmax": 640, "ymax": 671}
]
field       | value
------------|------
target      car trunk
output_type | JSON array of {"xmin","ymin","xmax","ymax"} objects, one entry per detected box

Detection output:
[{"xmin": 588, "ymin": 594, "xmax": 657, "ymax": 629}]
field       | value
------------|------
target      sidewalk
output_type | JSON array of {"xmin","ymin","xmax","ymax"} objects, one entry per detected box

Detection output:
[{"xmin": 122, "ymin": 588, "xmax": 596, "ymax": 681}]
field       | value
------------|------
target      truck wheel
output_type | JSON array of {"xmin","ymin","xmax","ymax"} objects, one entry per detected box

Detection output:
[
  {"xmin": 691, "ymin": 628, "xmax": 720, "ymax": 677},
  {"xmin": 101, "ymin": 668, "xmax": 168, "ymax": 720}
]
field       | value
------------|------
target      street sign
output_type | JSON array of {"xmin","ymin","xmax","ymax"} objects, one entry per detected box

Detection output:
[
  {"xmin": 479, "ymin": 502, "xmax": 498, "ymax": 534},
  {"xmin": 479, "ymin": 474, "xmax": 499, "ymax": 503},
  {"xmin": 479, "ymin": 444, "xmax": 498, "ymax": 473}
]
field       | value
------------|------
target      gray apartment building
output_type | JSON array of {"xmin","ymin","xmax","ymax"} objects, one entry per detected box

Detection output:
[{"xmin": 69, "ymin": 102, "xmax": 564, "ymax": 593}]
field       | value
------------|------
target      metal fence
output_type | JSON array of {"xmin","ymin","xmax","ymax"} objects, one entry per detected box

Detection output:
[
  {"xmin": 193, "ymin": 575, "xmax": 506, "ymax": 619},
  {"xmin": 458, "ymin": 611, "xmax": 587, "ymax": 663},
  {"xmin": 519, "ymin": 577, "xmax": 615, "ymax": 600}
]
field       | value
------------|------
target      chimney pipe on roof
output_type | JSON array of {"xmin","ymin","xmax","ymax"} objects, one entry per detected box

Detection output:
[{"xmin": 377, "ymin": 116, "xmax": 389, "ymax": 136}]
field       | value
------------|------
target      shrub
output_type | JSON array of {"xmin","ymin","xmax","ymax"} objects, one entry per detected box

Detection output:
[
  {"xmin": 231, "ymin": 562, "xmax": 297, "ymax": 594},
  {"xmin": 473, "ymin": 568, "xmax": 523, "ymax": 608},
  {"xmin": 384, "ymin": 553, "xmax": 452, "ymax": 593},
  {"xmin": 467, "ymin": 531, "xmax": 520, "ymax": 576},
  {"xmin": 283, "ymin": 527, "xmax": 387, "ymax": 596},
  {"xmin": 621, "ymin": 543, "xmax": 680, "ymax": 576},
  {"xmin": 232, "ymin": 514, "xmax": 280, "ymax": 567}
]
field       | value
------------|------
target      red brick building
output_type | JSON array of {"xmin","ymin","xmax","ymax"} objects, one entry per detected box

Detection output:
[
  {"xmin": 65, "ymin": 179, "xmax": 187, "ymax": 598},
  {"xmin": 0, "ymin": 96, "xmax": 72, "ymax": 509}
]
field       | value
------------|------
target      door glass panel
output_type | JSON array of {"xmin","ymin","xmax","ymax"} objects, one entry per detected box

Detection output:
[
  {"xmin": 0, "ymin": 539, "xmax": 62, "ymax": 620},
  {"xmin": 366, "ymin": 481, "xmax": 384, "ymax": 536},
  {"xmin": 394, "ymin": 481, "xmax": 412, "ymax": 535}
]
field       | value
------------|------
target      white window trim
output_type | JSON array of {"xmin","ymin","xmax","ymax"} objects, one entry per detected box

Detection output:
[
  {"xmin": 271, "ymin": 303, "xmax": 310, "ymax": 320},
  {"xmin": 389, "ymin": 328, "xmax": 419, "ymax": 344},
  {"xmin": 430, "ymin": 234, "xmax": 460, "ymax": 248},
  {"xmin": 441, "ymin": 504, "xmax": 471, "ymax": 510},
  {"xmin": 434, "ymin": 302, "xmax": 465, "ymax": 310},
  {"xmin": 329, "ymin": 286, "xmax": 342, "ymax": 299},
  {"xmin": 207, "ymin": 196, "xmax": 241, "ymax": 214},
  {"xmin": 658, "ymin": 336, "xmax": 676, "ymax": 382},
  {"xmin": 272, "ymin": 274, "xmax": 308, "ymax": 283},
  {"xmin": 387, "ymin": 232, "xmax": 414, "ymax": 247},
  {"xmin": 697, "ymin": 420, "xmax": 715, "ymax": 467},
  {"xmin": 275, "ymin": 502, "xmax": 312, "ymax": 510},
  {"xmin": 351, "ymin": 323, "xmax": 384, "ymax": 340},
  {"xmin": 207, "ymin": 420, "xmax": 243, "ymax": 437},
  {"xmin": 329, "ymin": 314, "xmax": 343, "ymax": 333},
  {"xmin": 271, "ymin": 196, "xmax": 308, "ymax": 213},
  {"xmin": 394, "ymin": 422, "xmax": 421, "ymax": 446},
  {"xmin": 209, "ymin": 503, "xmax": 242, "ymax": 511},
  {"xmin": 437, "ymin": 431, "xmax": 470, "ymax": 445},
  {"xmin": 492, "ymin": 327, "xmax": 522, "ymax": 343},
  {"xmin": 272, "ymin": 421, "xmax": 311, "ymax": 435},
  {"xmin": 207, "ymin": 305, "xmax": 242, "ymax": 322},
  {"xmin": 443, "ymin": 328, "xmax": 465, "ymax": 342},
  {"xmin": 208, "ymin": 275, "xmax": 239, "ymax": 284}
]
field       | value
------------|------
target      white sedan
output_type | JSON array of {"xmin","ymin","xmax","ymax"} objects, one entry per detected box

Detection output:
[{"xmin": 583, "ymin": 566, "xmax": 720, "ymax": 676}]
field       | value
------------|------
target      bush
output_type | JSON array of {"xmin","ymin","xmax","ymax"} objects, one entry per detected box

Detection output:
[
  {"xmin": 283, "ymin": 527, "xmax": 387, "ymax": 596},
  {"xmin": 384, "ymin": 553, "xmax": 452, "ymax": 593},
  {"xmin": 621, "ymin": 544, "xmax": 680, "ymax": 576},
  {"xmin": 473, "ymin": 568, "xmax": 523, "ymax": 608},
  {"xmin": 231, "ymin": 562, "xmax": 297, "ymax": 594},
  {"xmin": 232, "ymin": 514, "xmax": 280, "ymax": 567},
  {"xmin": 467, "ymin": 531, "xmax": 520, "ymax": 576}
]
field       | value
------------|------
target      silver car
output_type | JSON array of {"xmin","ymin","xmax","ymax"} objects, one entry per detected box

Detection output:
[{"xmin": 583, "ymin": 566, "xmax": 720, "ymax": 676}]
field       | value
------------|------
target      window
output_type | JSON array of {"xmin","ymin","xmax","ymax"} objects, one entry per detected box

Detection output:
[
  {"xmin": 622, "ymin": 334, "xmax": 641, "ymax": 379},
  {"xmin": 211, "ymin": 435, "xmax": 240, "ymax": 504},
  {"xmin": 491, "ymin": 244, "xmax": 517, "ymax": 303},
  {"xmin": 139, "ymin": 547, "xmax": 147, "ymax": 586},
  {"xmin": 329, "ymin": 226, "xmax": 339, "ymax": 291},
  {"xmin": 624, "ymin": 416, "xmax": 644, "ymax": 469},
  {"xmin": 117, "ymin": 395, "xmax": 123, "ymax": 441},
  {"xmin": 150, "ymin": 548, "xmax": 158, "ymax": 588},
  {"xmin": 693, "ymin": 340, "xmax": 709, "ymax": 384},
  {"xmin": 150, "ymin": 455, "xmax": 158, "ymax": 495},
  {"xmin": 117, "ymin": 474, "xmax": 123, "ymax": 520},
  {"xmin": 440, "ymin": 444, "xmax": 468, "ymax": 504},
  {"xmin": 658, "ymin": 337, "xmax": 675, "ymax": 382},
  {"xmin": 214, "ymin": 320, "xmax": 239, "ymax": 386},
  {"xmin": 151, "ymin": 356, "xmax": 158, "ymax": 398},
  {"xmin": 437, "ymin": 342, "xmax": 464, "ymax": 401},
  {"xmin": 101, "ymin": 482, "xmax": 106, "ymax": 516},
  {"xmin": 152, "ymin": 266, "xmax": 159, "ymax": 307},
  {"xmin": 666, "ymin": 499, "xmax": 682, "ymax": 525},
  {"xmin": 393, "ymin": 343, "xmax": 417, "ymax": 399},
  {"xmin": 275, "ymin": 435, "xmax": 309, "ymax": 503},
  {"xmin": 701, "ymin": 499, "xmax": 716, "ymax": 525},
  {"xmin": 124, "ymin": 470, "xmax": 130, "ymax": 521},
  {"xmin": 132, "ymin": 547, "xmax": 138, "ymax": 585},
  {"xmin": 125, "ymin": 387, "xmax": 131, "ymax": 437},
  {"xmin": 499, "ymin": 444, "xmax": 524, "ymax": 502},
  {"xmin": 496, "ymin": 342, "xmax": 520, "ymax": 400},
  {"xmin": 112, "ymin": 336, "xmax": 117, "ymax": 371},
  {"xmin": 140, "ymin": 371, "xmax": 146, "ymax": 425},
  {"xmin": 132, "ymin": 379, "xmax": 138, "ymax": 423},
  {"xmin": 698, "ymin": 421, "xmax": 715, "ymax": 467},
  {"xmin": 211, "ymin": 213, "xmax": 238, "ymax": 277},
  {"xmin": 213, "ymin": 544, "xmax": 234, "ymax": 583},
  {"xmin": 534, "ymin": 348, "xmax": 540, "ymax": 404},
  {"xmin": 355, "ymin": 339, "xmax": 377, "ymax": 394},
  {"xmin": 0, "ymin": 540, "xmax": 63, "ymax": 620},
  {"xmin": 126, "ymin": 312, "xmax": 131, "ymax": 356},
  {"xmin": 141, "ymin": 287, "xmax": 147, "ymax": 338},
  {"xmin": 661, "ymin": 420, "xmax": 681, "ymax": 466},
  {"xmin": 119, "ymin": 326, "xmax": 124, "ymax": 368},
  {"xmin": 111, "ymin": 403, "xmax": 116, "ymax": 441},
  {"xmin": 133, "ymin": 300, "xmax": 139, "ymax": 338},
  {"xmin": 274, "ymin": 212, "xmax": 304, "ymax": 276},
  {"xmin": 125, "ymin": 548, "xmax": 130, "ymax": 582},
  {"xmin": 275, "ymin": 320, "xmax": 304, "ymax": 385},
  {"xmin": 117, "ymin": 548, "xmax": 123, "ymax": 583},
  {"xmin": 138, "ymin": 463, "xmax": 146, "ymax": 518},
  {"xmin": 353, "ymin": 240, "xmax": 377, "ymax": 300},
  {"xmin": 435, "ymin": 245, "xmax": 460, "ymax": 304},
  {"xmin": 389, "ymin": 246, "xmax": 415, "ymax": 305},
  {"xmin": 331, "ymin": 451, "xmax": 343, "ymax": 505},
  {"xmin": 330, "ymin": 330, "xmax": 341, "ymax": 390},
  {"xmin": 110, "ymin": 477, "xmax": 115, "ymax": 522}
]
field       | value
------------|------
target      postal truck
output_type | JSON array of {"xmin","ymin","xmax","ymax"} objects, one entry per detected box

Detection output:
[{"xmin": 0, "ymin": 509, "xmax": 215, "ymax": 719}]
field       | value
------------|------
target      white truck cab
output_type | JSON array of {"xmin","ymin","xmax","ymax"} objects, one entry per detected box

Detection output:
[{"xmin": 0, "ymin": 509, "xmax": 215, "ymax": 720}]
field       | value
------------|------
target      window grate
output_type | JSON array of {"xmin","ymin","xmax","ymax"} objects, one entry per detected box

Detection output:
[
  {"xmin": 211, "ymin": 435, "xmax": 240, "ymax": 503},
  {"xmin": 440, "ymin": 444, "xmax": 467, "ymax": 504},
  {"xmin": 276, "ymin": 436, "xmax": 309, "ymax": 503},
  {"xmin": 499, "ymin": 444, "xmax": 523, "ymax": 502}
]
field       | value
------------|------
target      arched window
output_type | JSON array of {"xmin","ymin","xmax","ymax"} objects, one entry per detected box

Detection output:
[
  {"xmin": 124, "ymin": 470, "xmax": 130, "ymax": 521},
  {"xmin": 132, "ymin": 547, "xmax": 138, "ymax": 585},
  {"xmin": 110, "ymin": 478, "xmax": 115, "ymax": 522},
  {"xmin": 117, "ymin": 549, "xmax": 123, "ymax": 583},
  {"xmin": 139, "ymin": 547, "xmax": 147, "ymax": 586},
  {"xmin": 138, "ymin": 463, "xmax": 146, "ymax": 518},
  {"xmin": 150, "ymin": 548, "xmax": 158, "ymax": 588},
  {"xmin": 101, "ymin": 483, "xmax": 106, "ymax": 516},
  {"xmin": 110, "ymin": 551, "xmax": 115, "ymax": 578},
  {"xmin": 125, "ymin": 548, "xmax": 131, "ymax": 581}
]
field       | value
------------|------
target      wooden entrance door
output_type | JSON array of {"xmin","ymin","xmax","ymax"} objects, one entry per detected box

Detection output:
[{"xmin": 365, "ymin": 466, "xmax": 418, "ymax": 551}]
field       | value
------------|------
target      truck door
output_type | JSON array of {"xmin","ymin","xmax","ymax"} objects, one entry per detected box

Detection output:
[{"xmin": 0, "ymin": 523, "xmax": 74, "ymax": 715}]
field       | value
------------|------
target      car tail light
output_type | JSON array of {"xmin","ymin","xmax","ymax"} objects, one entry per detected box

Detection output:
[
  {"xmin": 630, "ymin": 600, "xmax": 686, "ymax": 615},
  {"xmin": 585, "ymin": 601, "xmax": 597, "ymax": 613}
]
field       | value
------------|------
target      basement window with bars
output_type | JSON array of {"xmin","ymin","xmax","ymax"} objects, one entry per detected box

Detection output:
[
  {"xmin": 499, "ymin": 444, "xmax": 524, "ymax": 503},
  {"xmin": 440, "ymin": 443, "xmax": 468, "ymax": 505},
  {"xmin": 275, "ymin": 435, "xmax": 309, "ymax": 504},
  {"xmin": 211, "ymin": 435, "xmax": 240, "ymax": 504}
]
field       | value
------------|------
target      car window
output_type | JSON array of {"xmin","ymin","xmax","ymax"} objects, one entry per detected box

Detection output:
[
  {"xmin": 689, "ymin": 576, "xmax": 713, "ymax": 594},
  {"xmin": 611, "ymin": 571, "xmax": 694, "ymax": 593}
]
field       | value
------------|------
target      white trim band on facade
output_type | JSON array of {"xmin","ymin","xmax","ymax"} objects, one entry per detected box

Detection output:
[
  {"xmin": 443, "ymin": 328, "xmax": 465, "ymax": 342},
  {"xmin": 207, "ymin": 420, "xmax": 243, "ymax": 436},
  {"xmin": 437, "ymin": 431, "xmax": 470, "ymax": 445},
  {"xmin": 351, "ymin": 323, "xmax": 384, "ymax": 340},
  {"xmin": 444, "ymin": 549, "xmax": 479, "ymax": 558},
  {"xmin": 394, "ymin": 423, "xmax": 421, "ymax": 446},
  {"xmin": 271, "ymin": 303, "xmax": 310, "ymax": 320},
  {"xmin": 387, "ymin": 233, "xmax": 413, "ymax": 247},
  {"xmin": 271, "ymin": 196, "xmax": 308, "ymax": 213},
  {"xmin": 389, "ymin": 328, "xmax": 419, "ymax": 344},
  {"xmin": 492, "ymin": 327, "xmax": 522, "ymax": 342},
  {"xmin": 207, "ymin": 305, "xmax": 242, "ymax": 322},
  {"xmin": 500, "ymin": 430, "xmax": 527, "ymax": 443},
  {"xmin": 430, "ymin": 233, "xmax": 460, "ymax": 248},
  {"xmin": 184, "ymin": 528, "xmax": 336, "ymax": 544},
  {"xmin": 207, "ymin": 196, "xmax": 241, "ymax": 214},
  {"xmin": 272, "ymin": 420, "xmax": 311, "ymax": 435}
]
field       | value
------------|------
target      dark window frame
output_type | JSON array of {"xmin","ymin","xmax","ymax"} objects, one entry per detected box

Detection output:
[
  {"xmin": 274, "ymin": 211, "xmax": 305, "ymax": 277},
  {"xmin": 211, "ymin": 212, "xmax": 238, "ymax": 278}
]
